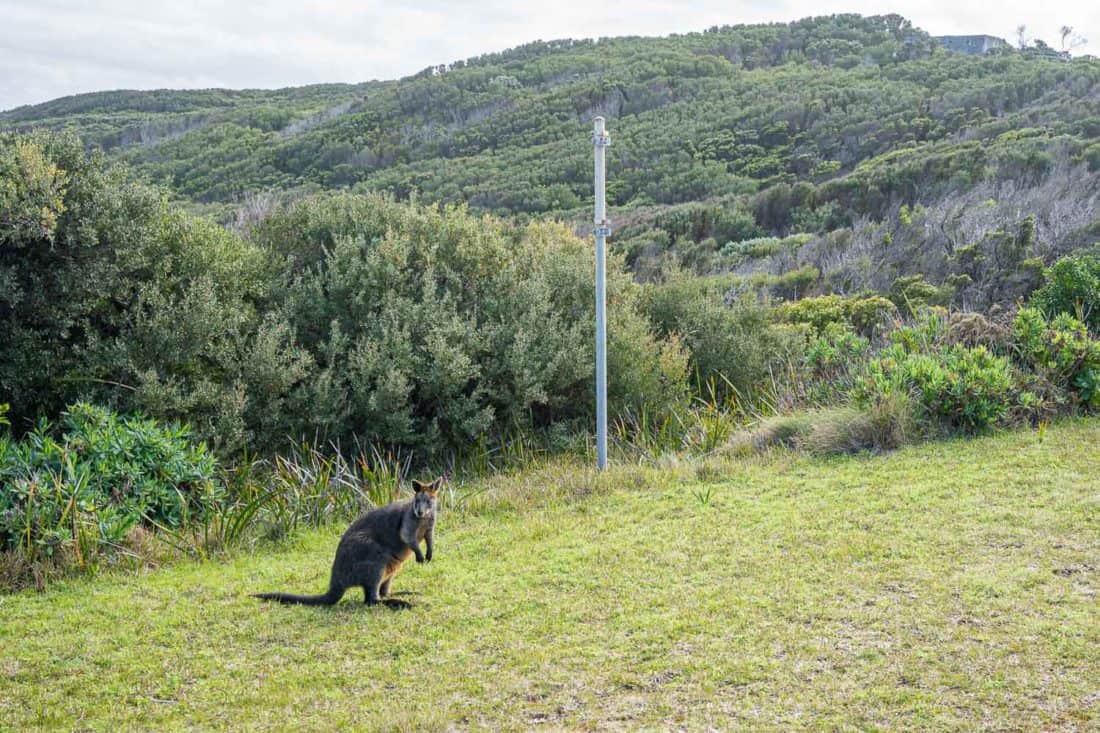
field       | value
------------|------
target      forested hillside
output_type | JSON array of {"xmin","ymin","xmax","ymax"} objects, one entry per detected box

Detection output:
[{"xmin": 3, "ymin": 14, "xmax": 1098, "ymax": 306}]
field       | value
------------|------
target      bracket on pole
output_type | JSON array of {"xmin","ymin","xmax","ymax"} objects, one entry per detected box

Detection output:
[
  {"xmin": 592, "ymin": 131, "xmax": 611, "ymax": 147},
  {"xmin": 594, "ymin": 220, "xmax": 612, "ymax": 238}
]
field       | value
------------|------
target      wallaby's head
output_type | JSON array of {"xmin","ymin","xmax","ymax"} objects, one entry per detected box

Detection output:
[{"xmin": 411, "ymin": 477, "xmax": 443, "ymax": 519}]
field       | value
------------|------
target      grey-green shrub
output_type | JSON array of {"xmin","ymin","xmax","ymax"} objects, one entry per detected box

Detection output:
[
  {"xmin": 640, "ymin": 273, "xmax": 807, "ymax": 406},
  {"xmin": 256, "ymin": 193, "xmax": 688, "ymax": 456}
]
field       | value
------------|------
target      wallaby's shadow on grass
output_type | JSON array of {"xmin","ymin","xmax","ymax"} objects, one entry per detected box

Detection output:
[
  {"xmin": 331, "ymin": 592, "xmax": 427, "ymax": 614},
  {"xmin": 249, "ymin": 590, "xmax": 426, "ymax": 616},
  {"xmin": 324, "ymin": 594, "xmax": 424, "ymax": 612}
]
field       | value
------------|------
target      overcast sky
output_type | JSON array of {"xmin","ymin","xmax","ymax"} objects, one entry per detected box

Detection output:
[{"xmin": 2, "ymin": 0, "xmax": 1097, "ymax": 111}]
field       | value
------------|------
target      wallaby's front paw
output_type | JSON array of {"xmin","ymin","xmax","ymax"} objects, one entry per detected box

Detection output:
[
  {"xmin": 415, "ymin": 554, "xmax": 425, "ymax": 563},
  {"xmin": 425, "ymin": 551, "xmax": 432, "ymax": 563}
]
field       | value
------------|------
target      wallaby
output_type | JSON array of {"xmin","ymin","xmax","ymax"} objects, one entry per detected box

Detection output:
[{"xmin": 253, "ymin": 477, "xmax": 442, "ymax": 608}]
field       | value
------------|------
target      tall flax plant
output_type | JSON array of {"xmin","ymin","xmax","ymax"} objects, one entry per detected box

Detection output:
[
  {"xmin": 266, "ymin": 441, "xmax": 410, "ymax": 540},
  {"xmin": 453, "ymin": 419, "xmax": 548, "ymax": 477},
  {"xmin": 611, "ymin": 376, "xmax": 759, "ymax": 460},
  {"xmin": 354, "ymin": 441, "xmax": 409, "ymax": 507},
  {"xmin": 610, "ymin": 368, "xmax": 783, "ymax": 460},
  {"xmin": 196, "ymin": 451, "xmax": 276, "ymax": 554},
  {"xmin": 685, "ymin": 376, "xmax": 743, "ymax": 454},
  {"xmin": 611, "ymin": 405, "xmax": 687, "ymax": 461},
  {"xmin": 152, "ymin": 441, "xmax": 411, "ymax": 557}
]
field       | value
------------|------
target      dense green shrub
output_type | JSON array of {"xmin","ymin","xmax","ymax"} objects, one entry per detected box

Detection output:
[
  {"xmin": 853, "ymin": 342, "xmax": 1015, "ymax": 432},
  {"xmin": 843, "ymin": 310, "xmax": 1018, "ymax": 433},
  {"xmin": 1030, "ymin": 249, "xmax": 1100, "ymax": 332},
  {"xmin": 0, "ymin": 403, "xmax": 218, "ymax": 564},
  {"xmin": 255, "ymin": 193, "xmax": 688, "ymax": 455},
  {"xmin": 0, "ymin": 132, "xmax": 309, "ymax": 454},
  {"xmin": 804, "ymin": 307, "xmax": 1100, "ymax": 439}
]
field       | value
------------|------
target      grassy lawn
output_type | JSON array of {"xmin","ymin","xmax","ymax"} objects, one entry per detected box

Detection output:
[{"xmin": 2, "ymin": 421, "xmax": 1098, "ymax": 731}]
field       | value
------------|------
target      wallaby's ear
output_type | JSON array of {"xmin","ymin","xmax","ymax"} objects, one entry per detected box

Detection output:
[
  {"xmin": 412, "ymin": 479, "xmax": 429, "ymax": 493},
  {"xmin": 423, "ymin": 477, "xmax": 440, "ymax": 496}
]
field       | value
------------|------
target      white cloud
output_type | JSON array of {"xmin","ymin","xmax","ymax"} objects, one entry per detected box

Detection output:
[{"xmin": 1, "ymin": 0, "xmax": 1097, "ymax": 110}]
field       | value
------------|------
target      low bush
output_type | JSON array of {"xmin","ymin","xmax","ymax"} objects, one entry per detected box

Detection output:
[
  {"xmin": 1013, "ymin": 307, "xmax": 1100, "ymax": 411},
  {"xmin": 775, "ymin": 294, "xmax": 896, "ymax": 336},
  {"xmin": 0, "ymin": 403, "xmax": 219, "ymax": 583}
]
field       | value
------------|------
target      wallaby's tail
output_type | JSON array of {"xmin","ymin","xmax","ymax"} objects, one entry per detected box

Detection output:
[{"xmin": 252, "ymin": 585, "xmax": 344, "ymax": 606}]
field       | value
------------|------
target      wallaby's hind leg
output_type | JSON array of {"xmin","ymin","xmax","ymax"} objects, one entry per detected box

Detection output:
[
  {"xmin": 358, "ymin": 564, "xmax": 385, "ymax": 605},
  {"xmin": 379, "ymin": 578, "xmax": 392, "ymax": 598}
]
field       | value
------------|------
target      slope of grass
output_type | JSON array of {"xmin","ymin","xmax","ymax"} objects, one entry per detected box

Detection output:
[{"xmin": 2, "ymin": 421, "xmax": 1098, "ymax": 731}]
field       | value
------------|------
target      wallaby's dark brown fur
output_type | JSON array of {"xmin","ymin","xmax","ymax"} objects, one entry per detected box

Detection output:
[{"xmin": 253, "ymin": 477, "xmax": 442, "ymax": 608}]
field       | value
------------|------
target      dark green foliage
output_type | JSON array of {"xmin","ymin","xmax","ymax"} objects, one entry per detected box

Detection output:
[
  {"xmin": 1029, "ymin": 249, "xmax": 1100, "ymax": 332},
  {"xmin": 0, "ymin": 132, "xmax": 311, "ymax": 454}
]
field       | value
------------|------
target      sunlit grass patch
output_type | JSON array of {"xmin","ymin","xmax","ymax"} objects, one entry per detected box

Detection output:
[{"xmin": 2, "ymin": 420, "xmax": 1097, "ymax": 730}]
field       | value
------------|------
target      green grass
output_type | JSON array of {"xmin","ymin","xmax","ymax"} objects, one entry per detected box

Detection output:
[{"xmin": 2, "ymin": 421, "xmax": 1098, "ymax": 731}]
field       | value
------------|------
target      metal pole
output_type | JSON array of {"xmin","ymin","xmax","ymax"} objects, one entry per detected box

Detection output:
[{"xmin": 593, "ymin": 117, "xmax": 610, "ymax": 470}]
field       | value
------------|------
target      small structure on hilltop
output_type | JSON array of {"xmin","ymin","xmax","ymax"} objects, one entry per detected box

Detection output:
[{"xmin": 935, "ymin": 35, "xmax": 1009, "ymax": 55}]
